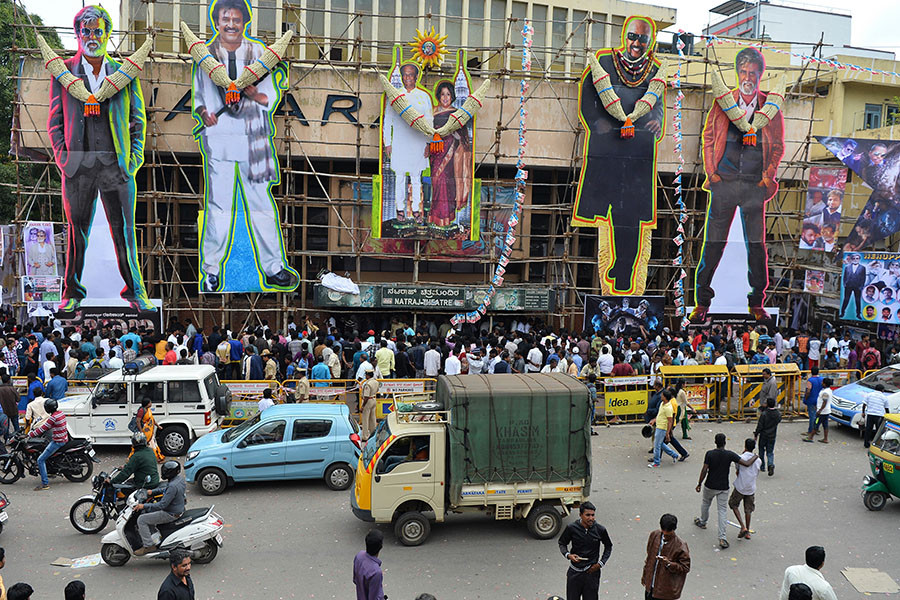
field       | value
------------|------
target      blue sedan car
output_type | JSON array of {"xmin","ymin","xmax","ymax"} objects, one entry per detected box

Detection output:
[
  {"xmin": 184, "ymin": 404, "xmax": 362, "ymax": 495},
  {"xmin": 830, "ymin": 365, "xmax": 900, "ymax": 430}
]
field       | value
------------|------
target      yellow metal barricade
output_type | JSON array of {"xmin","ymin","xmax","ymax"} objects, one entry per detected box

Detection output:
[
  {"xmin": 368, "ymin": 379, "xmax": 438, "ymax": 420},
  {"xmin": 597, "ymin": 374, "xmax": 653, "ymax": 424},
  {"xmin": 659, "ymin": 365, "xmax": 730, "ymax": 419},
  {"xmin": 733, "ymin": 364, "xmax": 801, "ymax": 418},
  {"xmin": 219, "ymin": 380, "xmax": 282, "ymax": 426}
]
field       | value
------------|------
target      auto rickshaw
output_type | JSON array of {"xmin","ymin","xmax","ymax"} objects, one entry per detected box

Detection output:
[{"xmin": 862, "ymin": 413, "xmax": 900, "ymax": 511}]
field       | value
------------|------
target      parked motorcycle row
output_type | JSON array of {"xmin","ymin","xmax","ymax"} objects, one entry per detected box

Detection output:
[{"xmin": 0, "ymin": 437, "xmax": 226, "ymax": 567}]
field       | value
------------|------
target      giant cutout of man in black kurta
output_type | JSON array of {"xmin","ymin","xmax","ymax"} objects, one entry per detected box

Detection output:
[{"xmin": 571, "ymin": 16, "xmax": 664, "ymax": 295}]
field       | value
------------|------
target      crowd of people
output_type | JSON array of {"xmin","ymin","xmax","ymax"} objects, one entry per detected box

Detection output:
[{"xmin": 0, "ymin": 310, "xmax": 893, "ymax": 390}]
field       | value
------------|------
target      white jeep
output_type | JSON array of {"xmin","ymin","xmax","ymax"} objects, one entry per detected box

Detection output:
[{"xmin": 59, "ymin": 360, "xmax": 232, "ymax": 456}]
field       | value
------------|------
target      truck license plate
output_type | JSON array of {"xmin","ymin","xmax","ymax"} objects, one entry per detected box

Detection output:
[{"xmin": 88, "ymin": 449, "xmax": 96, "ymax": 457}]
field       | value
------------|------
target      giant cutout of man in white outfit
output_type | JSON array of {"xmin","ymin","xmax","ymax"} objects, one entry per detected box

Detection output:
[
  {"xmin": 193, "ymin": 0, "xmax": 299, "ymax": 292},
  {"xmin": 382, "ymin": 63, "xmax": 433, "ymax": 223}
]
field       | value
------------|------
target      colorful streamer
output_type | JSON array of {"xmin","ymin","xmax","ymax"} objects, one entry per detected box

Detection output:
[
  {"xmin": 671, "ymin": 32, "xmax": 690, "ymax": 329},
  {"xmin": 701, "ymin": 34, "xmax": 900, "ymax": 80},
  {"xmin": 451, "ymin": 20, "xmax": 532, "ymax": 327}
]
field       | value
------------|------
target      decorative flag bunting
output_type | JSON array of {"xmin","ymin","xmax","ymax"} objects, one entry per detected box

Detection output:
[
  {"xmin": 672, "ymin": 33, "xmax": 690, "ymax": 328},
  {"xmin": 702, "ymin": 34, "xmax": 900, "ymax": 80},
  {"xmin": 451, "ymin": 20, "xmax": 533, "ymax": 327}
]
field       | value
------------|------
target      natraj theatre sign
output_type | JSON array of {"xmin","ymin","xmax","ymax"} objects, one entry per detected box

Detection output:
[{"xmin": 314, "ymin": 283, "xmax": 554, "ymax": 312}]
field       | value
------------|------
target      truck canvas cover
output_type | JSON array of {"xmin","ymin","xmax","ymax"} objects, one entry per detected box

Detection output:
[{"xmin": 439, "ymin": 373, "xmax": 592, "ymax": 503}]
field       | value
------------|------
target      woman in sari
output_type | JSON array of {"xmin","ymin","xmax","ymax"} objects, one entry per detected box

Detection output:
[
  {"xmin": 130, "ymin": 397, "xmax": 165, "ymax": 462},
  {"xmin": 430, "ymin": 82, "xmax": 472, "ymax": 232}
]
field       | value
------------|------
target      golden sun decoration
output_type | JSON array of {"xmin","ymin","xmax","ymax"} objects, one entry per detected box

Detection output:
[{"xmin": 409, "ymin": 27, "xmax": 448, "ymax": 68}]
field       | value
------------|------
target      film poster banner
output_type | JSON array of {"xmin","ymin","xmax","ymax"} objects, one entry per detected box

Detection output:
[
  {"xmin": 361, "ymin": 183, "xmax": 505, "ymax": 257},
  {"xmin": 584, "ymin": 295, "xmax": 663, "ymax": 336},
  {"xmin": 691, "ymin": 48, "xmax": 785, "ymax": 323},
  {"xmin": 22, "ymin": 276, "xmax": 62, "ymax": 303},
  {"xmin": 373, "ymin": 48, "xmax": 480, "ymax": 242},
  {"xmin": 818, "ymin": 136, "xmax": 900, "ymax": 252},
  {"xmin": 839, "ymin": 251, "xmax": 900, "ymax": 324},
  {"xmin": 192, "ymin": 0, "xmax": 299, "ymax": 294},
  {"xmin": 571, "ymin": 16, "xmax": 665, "ymax": 296},
  {"xmin": 877, "ymin": 323, "xmax": 900, "ymax": 343},
  {"xmin": 683, "ymin": 384, "xmax": 709, "ymax": 410},
  {"xmin": 23, "ymin": 221, "xmax": 58, "ymax": 277},
  {"xmin": 799, "ymin": 166, "xmax": 846, "ymax": 252},
  {"xmin": 55, "ymin": 300, "xmax": 163, "ymax": 335},
  {"xmin": 804, "ymin": 270, "xmax": 825, "ymax": 295}
]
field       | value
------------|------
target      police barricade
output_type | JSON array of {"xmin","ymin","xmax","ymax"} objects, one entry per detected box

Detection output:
[
  {"xmin": 659, "ymin": 364, "xmax": 730, "ymax": 420},
  {"xmin": 733, "ymin": 364, "xmax": 801, "ymax": 419},
  {"xmin": 220, "ymin": 378, "xmax": 438, "ymax": 427},
  {"xmin": 598, "ymin": 375, "xmax": 653, "ymax": 424},
  {"xmin": 218, "ymin": 380, "xmax": 283, "ymax": 426},
  {"xmin": 11, "ymin": 376, "xmax": 98, "ymax": 417},
  {"xmin": 368, "ymin": 379, "xmax": 438, "ymax": 420},
  {"xmin": 281, "ymin": 378, "xmax": 360, "ymax": 413}
]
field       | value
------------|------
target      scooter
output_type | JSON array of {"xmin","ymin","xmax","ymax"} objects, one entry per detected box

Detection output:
[{"xmin": 100, "ymin": 485, "xmax": 224, "ymax": 567}]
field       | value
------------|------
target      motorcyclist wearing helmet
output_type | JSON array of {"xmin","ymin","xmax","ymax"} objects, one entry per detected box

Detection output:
[
  {"xmin": 109, "ymin": 432, "xmax": 160, "ymax": 489},
  {"xmin": 134, "ymin": 460, "xmax": 186, "ymax": 555},
  {"xmin": 27, "ymin": 397, "xmax": 69, "ymax": 491}
]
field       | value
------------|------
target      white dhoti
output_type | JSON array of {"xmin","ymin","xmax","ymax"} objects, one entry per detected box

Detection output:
[{"xmin": 201, "ymin": 157, "xmax": 285, "ymax": 277}]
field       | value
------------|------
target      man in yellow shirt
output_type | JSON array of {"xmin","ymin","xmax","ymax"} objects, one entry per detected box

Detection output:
[
  {"xmin": 665, "ymin": 390, "xmax": 690, "ymax": 461},
  {"xmin": 374, "ymin": 340, "xmax": 395, "ymax": 378},
  {"xmin": 649, "ymin": 389, "xmax": 680, "ymax": 467},
  {"xmin": 749, "ymin": 328, "xmax": 760, "ymax": 354},
  {"xmin": 154, "ymin": 339, "xmax": 168, "ymax": 364}
]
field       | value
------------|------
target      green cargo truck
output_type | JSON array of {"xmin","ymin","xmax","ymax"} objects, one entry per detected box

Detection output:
[{"xmin": 351, "ymin": 373, "xmax": 592, "ymax": 545}]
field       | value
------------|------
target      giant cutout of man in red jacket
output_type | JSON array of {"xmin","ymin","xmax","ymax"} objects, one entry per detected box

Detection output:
[{"xmin": 690, "ymin": 48, "xmax": 784, "ymax": 323}]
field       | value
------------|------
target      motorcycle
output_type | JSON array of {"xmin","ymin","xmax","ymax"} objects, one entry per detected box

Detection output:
[
  {"xmin": 0, "ymin": 434, "xmax": 96, "ymax": 485},
  {"xmin": 69, "ymin": 468, "xmax": 165, "ymax": 534},
  {"xmin": 0, "ymin": 491, "xmax": 9, "ymax": 534},
  {"xmin": 100, "ymin": 486, "xmax": 224, "ymax": 567}
]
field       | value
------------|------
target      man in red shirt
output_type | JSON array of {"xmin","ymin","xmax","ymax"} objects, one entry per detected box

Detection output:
[
  {"xmin": 163, "ymin": 342, "xmax": 178, "ymax": 366},
  {"xmin": 611, "ymin": 354, "xmax": 635, "ymax": 377},
  {"xmin": 28, "ymin": 398, "xmax": 69, "ymax": 490}
]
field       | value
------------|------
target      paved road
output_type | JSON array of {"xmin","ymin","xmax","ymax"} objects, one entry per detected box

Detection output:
[{"xmin": 0, "ymin": 420, "xmax": 895, "ymax": 599}]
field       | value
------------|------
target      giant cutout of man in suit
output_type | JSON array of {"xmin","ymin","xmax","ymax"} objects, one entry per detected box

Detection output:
[
  {"xmin": 690, "ymin": 48, "xmax": 784, "ymax": 323},
  {"xmin": 841, "ymin": 252, "xmax": 866, "ymax": 320},
  {"xmin": 571, "ymin": 16, "xmax": 664, "ymax": 295},
  {"xmin": 193, "ymin": 0, "xmax": 299, "ymax": 293},
  {"xmin": 48, "ymin": 5, "xmax": 153, "ymax": 312}
]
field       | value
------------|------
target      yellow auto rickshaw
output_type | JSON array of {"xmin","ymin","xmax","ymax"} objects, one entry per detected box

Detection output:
[{"xmin": 862, "ymin": 413, "xmax": 900, "ymax": 511}]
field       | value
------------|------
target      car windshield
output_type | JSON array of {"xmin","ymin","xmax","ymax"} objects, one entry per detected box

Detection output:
[
  {"xmin": 362, "ymin": 419, "xmax": 391, "ymax": 467},
  {"xmin": 223, "ymin": 414, "xmax": 260, "ymax": 442},
  {"xmin": 858, "ymin": 367, "xmax": 900, "ymax": 393},
  {"xmin": 90, "ymin": 382, "xmax": 127, "ymax": 404}
]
